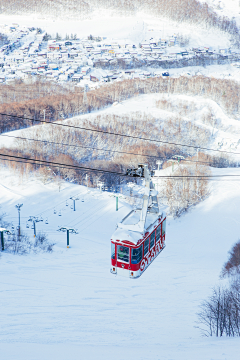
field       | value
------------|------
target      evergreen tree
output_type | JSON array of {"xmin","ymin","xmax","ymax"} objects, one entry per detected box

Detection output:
[{"xmin": 56, "ymin": 32, "xmax": 62, "ymax": 41}]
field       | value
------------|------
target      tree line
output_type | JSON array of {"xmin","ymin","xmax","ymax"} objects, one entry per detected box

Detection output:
[
  {"xmin": 1, "ymin": 75, "xmax": 240, "ymax": 134},
  {"xmin": 94, "ymin": 54, "xmax": 237, "ymax": 71},
  {"xmin": 197, "ymin": 239, "xmax": 240, "ymax": 337}
]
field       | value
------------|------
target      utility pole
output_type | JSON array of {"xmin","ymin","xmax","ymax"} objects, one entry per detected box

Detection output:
[
  {"xmin": 27, "ymin": 216, "xmax": 43, "ymax": 237},
  {"xmin": 58, "ymin": 227, "xmax": 78, "ymax": 248},
  {"xmin": 15, "ymin": 204, "xmax": 23, "ymax": 237},
  {"xmin": 43, "ymin": 109, "xmax": 45, "ymax": 122},
  {"xmin": 70, "ymin": 196, "xmax": 79, "ymax": 211},
  {"xmin": 0, "ymin": 228, "xmax": 11, "ymax": 251}
]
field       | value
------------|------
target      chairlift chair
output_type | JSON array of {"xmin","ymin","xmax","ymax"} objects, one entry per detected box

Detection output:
[
  {"xmin": 45, "ymin": 218, "xmax": 48, "ymax": 225},
  {"xmin": 58, "ymin": 211, "xmax": 61, "ymax": 216},
  {"xmin": 54, "ymin": 209, "xmax": 56, "ymax": 214}
]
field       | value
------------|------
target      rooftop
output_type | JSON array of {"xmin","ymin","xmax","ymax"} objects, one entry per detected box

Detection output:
[{"xmin": 111, "ymin": 209, "xmax": 162, "ymax": 245}]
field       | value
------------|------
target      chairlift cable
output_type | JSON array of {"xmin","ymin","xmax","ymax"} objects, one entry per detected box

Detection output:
[
  {"xmin": 1, "ymin": 152, "xmax": 240, "ymax": 180},
  {"xmin": 1, "ymin": 111, "xmax": 240, "ymax": 155},
  {"xmin": 0, "ymin": 133, "xmax": 213, "ymax": 166}
]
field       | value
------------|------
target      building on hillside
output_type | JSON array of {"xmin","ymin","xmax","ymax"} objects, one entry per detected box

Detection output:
[{"xmin": 81, "ymin": 66, "xmax": 91, "ymax": 75}]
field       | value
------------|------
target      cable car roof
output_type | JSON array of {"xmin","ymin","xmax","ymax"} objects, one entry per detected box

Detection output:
[{"xmin": 111, "ymin": 209, "xmax": 165, "ymax": 245}]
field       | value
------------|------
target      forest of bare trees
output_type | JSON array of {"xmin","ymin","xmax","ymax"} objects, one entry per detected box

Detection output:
[
  {"xmin": 159, "ymin": 162, "xmax": 210, "ymax": 217},
  {"xmin": 197, "ymin": 240, "xmax": 240, "ymax": 337},
  {"xmin": 94, "ymin": 53, "xmax": 236, "ymax": 71},
  {"xmin": 0, "ymin": 78, "xmax": 75, "ymax": 104},
  {"xmin": 1, "ymin": 75, "xmax": 240, "ymax": 134},
  {"xmin": 221, "ymin": 240, "xmax": 240, "ymax": 278}
]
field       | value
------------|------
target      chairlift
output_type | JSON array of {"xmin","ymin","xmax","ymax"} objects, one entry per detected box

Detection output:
[
  {"xmin": 26, "ymin": 222, "xmax": 29, "ymax": 229},
  {"xmin": 58, "ymin": 211, "xmax": 61, "ymax": 216},
  {"xmin": 66, "ymin": 201, "xmax": 69, "ymax": 206},
  {"xmin": 81, "ymin": 199, "xmax": 84, "ymax": 202},
  {"xmin": 31, "ymin": 224, "xmax": 34, "ymax": 229},
  {"xmin": 70, "ymin": 205, "xmax": 73, "ymax": 209},
  {"xmin": 54, "ymin": 209, "xmax": 56, "ymax": 214},
  {"xmin": 45, "ymin": 218, "xmax": 48, "ymax": 225}
]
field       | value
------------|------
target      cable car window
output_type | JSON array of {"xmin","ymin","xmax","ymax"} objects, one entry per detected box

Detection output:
[
  {"xmin": 150, "ymin": 231, "xmax": 155, "ymax": 249},
  {"xmin": 144, "ymin": 238, "xmax": 149, "ymax": 256},
  {"xmin": 131, "ymin": 245, "xmax": 143, "ymax": 264},
  {"xmin": 162, "ymin": 219, "xmax": 166, "ymax": 236},
  {"xmin": 111, "ymin": 243, "xmax": 115, "ymax": 259},
  {"xmin": 117, "ymin": 245, "xmax": 129, "ymax": 263},
  {"xmin": 156, "ymin": 226, "xmax": 161, "ymax": 242}
]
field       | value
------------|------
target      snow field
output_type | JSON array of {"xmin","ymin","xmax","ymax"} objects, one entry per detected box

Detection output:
[
  {"xmin": 0, "ymin": 11, "xmax": 232, "ymax": 49},
  {"xmin": 0, "ymin": 166, "xmax": 240, "ymax": 359}
]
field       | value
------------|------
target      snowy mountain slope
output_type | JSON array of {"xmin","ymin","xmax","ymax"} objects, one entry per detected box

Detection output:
[
  {"xmin": 199, "ymin": 0, "xmax": 240, "ymax": 25},
  {"xmin": 1, "ymin": 93, "xmax": 240, "ymax": 162},
  {"xmin": 0, "ymin": 166, "xmax": 240, "ymax": 359},
  {"xmin": 0, "ymin": 12, "xmax": 233, "ymax": 49}
]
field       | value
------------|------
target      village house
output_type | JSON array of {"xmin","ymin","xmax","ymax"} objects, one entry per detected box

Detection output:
[{"xmin": 81, "ymin": 66, "xmax": 91, "ymax": 75}]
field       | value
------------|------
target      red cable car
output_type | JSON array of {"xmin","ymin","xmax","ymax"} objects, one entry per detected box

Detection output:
[{"xmin": 110, "ymin": 164, "xmax": 166, "ymax": 279}]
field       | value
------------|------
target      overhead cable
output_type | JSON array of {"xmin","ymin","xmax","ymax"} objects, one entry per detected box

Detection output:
[
  {"xmin": 1, "ymin": 112, "xmax": 240, "ymax": 155},
  {"xmin": 1, "ymin": 152, "xmax": 240, "ymax": 180}
]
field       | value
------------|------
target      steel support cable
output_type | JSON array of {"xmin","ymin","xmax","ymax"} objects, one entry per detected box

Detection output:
[
  {"xmin": 0, "ymin": 133, "xmax": 213, "ymax": 166},
  {"xmin": 1, "ymin": 112, "xmax": 240, "ymax": 155},
  {"xmin": 1, "ymin": 152, "xmax": 240, "ymax": 179}
]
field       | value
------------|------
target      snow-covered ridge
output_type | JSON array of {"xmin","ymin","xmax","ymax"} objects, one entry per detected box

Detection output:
[{"xmin": 1, "ymin": 93, "xmax": 240, "ymax": 163}]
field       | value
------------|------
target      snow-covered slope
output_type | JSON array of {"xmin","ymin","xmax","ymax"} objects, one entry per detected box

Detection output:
[
  {"xmin": 199, "ymin": 0, "xmax": 240, "ymax": 24},
  {"xmin": 1, "ymin": 93, "xmax": 240, "ymax": 163},
  {"xmin": 0, "ymin": 166, "xmax": 240, "ymax": 359},
  {"xmin": 0, "ymin": 11, "xmax": 232, "ymax": 49}
]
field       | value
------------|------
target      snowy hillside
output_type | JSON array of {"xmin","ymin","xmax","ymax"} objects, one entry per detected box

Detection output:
[
  {"xmin": 1, "ymin": 93, "xmax": 240, "ymax": 163},
  {"xmin": 0, "ymin": 12, "xmax": 233, "ymax": 49},
  {"xmin": 0, "ymin": 166, "xmax": 240, "ymax": 359},
  {"xmin": 199, "ymin": 0, "xmax": 240, "ymax": 25}
]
